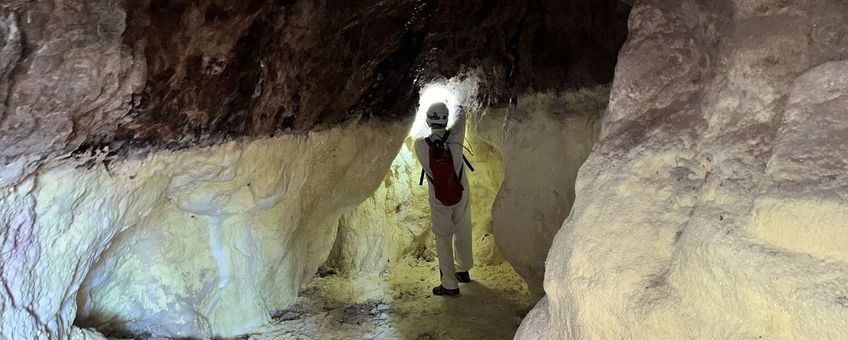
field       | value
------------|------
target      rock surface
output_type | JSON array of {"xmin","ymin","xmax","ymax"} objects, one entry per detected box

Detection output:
[
  {"xmin": 327, "ymin": 141, "xmax": 432, "ymax": 276},
  {"xmin": 0, "ymin": 0, "xmax": 628, "ymax": 172},
  {"xmin": 518, "ymin": 0, "xmax": 848, "ymax": 338},
  {"xmin": 1, "ymin": 120, "xmax": 407, "ymax": 339},
  {"xmin": 476, "ymin": 88, "xmax": 607, "ymax": 296}
]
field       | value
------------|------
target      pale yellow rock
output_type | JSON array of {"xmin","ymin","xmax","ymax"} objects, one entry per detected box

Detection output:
[
  {"xmin": 479, "ymin": 89, "xmax": 606, "ymax": 296},
  {"xmin": 1, "ymin": 121, "xmax": 408, "ymax": 339},
  {"xmin": 517, "ymin": 1, "xmax": 848, "ymax": 339}
]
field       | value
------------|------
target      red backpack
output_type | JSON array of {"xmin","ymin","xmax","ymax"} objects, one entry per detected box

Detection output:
[{"xmin": 419, "ymin": 131, "xmax": 475, "ymax": 206}]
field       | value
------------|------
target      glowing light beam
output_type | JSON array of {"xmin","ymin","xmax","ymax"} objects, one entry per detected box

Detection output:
[{"xmin": 410, "ymin": 84, "xmax": 457, "ymax": 137}]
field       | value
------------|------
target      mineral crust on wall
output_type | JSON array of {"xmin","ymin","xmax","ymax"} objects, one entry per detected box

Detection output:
[
  {"xmin": 409, "ymin": 77, "xmax": 613, "ymax": 299},
  {"xmin": 1, "ymin": 121, "xmax": 408, "ymax": 339},
  {"xmin": 327, "ymin": 141, "xmax": 432, "ymax": 276},
  {"xmin": 517, "ymin": 0, "xmax": 848, "ymax": 339},
  {"xmin": 474, "ymin": 88, "xmax": 607, "ymax": 296}
]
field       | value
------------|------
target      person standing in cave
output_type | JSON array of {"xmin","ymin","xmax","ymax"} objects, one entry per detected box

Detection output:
[{"xmin": 414, "ymin": 101, "xmax": 474, "ymax": 297}]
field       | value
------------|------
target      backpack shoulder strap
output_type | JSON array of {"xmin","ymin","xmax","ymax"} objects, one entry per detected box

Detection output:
[
  {"xmin": 463, "ymin": 155, "xmax": 475, "ymax": 172},
  {"xmin": 420, "ymin": 169, "xmax": 434, "ymax": 186}
]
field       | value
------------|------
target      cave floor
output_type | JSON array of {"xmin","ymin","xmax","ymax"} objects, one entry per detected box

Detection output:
[{"xmin": 250, "ymin": 258, "xmax": 534, "ymax": 340}]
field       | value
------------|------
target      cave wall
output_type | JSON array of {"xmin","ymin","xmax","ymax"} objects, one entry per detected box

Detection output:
[
  {"xmin": 327, "ymin": 141, "xmax": 431, "ymax": 276},
  {"xmin": 518, "ymin": 0, "xmax": 848, "ymax": 338},
  {"xmin": 464, "ymin": 124, "xmax": 509, "ymax": 264},
  {"xmin": 474, "ymin": 88, "xmax": 607, "ymax": 297},
  {"xmin": 1, "ymin": 120, "xmax": 407, "ymax": 339}
]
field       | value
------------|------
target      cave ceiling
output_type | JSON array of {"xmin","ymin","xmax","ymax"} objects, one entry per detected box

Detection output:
[{"xmin": 0, "ymin": 0, "xmax": 629, "ymax": 166}]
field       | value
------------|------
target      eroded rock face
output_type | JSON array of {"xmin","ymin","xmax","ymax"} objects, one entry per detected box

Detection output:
[
  {"xmin": 1, "ymin": 121, "xmax": 407, "ymax": 339},
  {"xmin": 0, "ymin": 0, "xmax": 628, "ymax": 171},
  {"xmin": 518, "ymin": 0, "xmax": 848, "ymax": 338},
  {"xmin": 327, "ymin": 141, "xmax": 432, "ymax": 276},
  {"xmin": 0, "ymin": 1, "xmax": 145, "ymax": 181},
  {"xmin": 478, "ymin": 89, "xmax": 606, "ymax": 297}
]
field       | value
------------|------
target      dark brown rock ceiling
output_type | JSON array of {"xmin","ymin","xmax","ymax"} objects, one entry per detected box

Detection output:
[{"xmin": 0, "ymin": 0, "xmax": 629, "ymax": 166}]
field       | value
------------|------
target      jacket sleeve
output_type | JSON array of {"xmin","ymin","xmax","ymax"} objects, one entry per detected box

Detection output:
[
  {"xmin": 413, "ymin": 138, "xmax": 431, "ymax": 177},
  {"xmin": 447, "ymin": 106, "xmax": 466, "ymax": 145}
]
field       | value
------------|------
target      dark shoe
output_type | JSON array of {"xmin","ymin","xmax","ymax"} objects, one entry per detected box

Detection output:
[
  {"xmin": 455, "ymin": 271, "xmax": 471, "ymax": 283},
  {"xmin": 432, "ymin": 285, "xmax": 460, "ymax": 296}
]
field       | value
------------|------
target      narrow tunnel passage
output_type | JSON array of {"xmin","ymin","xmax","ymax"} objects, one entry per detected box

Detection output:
[
  {"xmin": 246, "ymin": 76, "xmax": 608, "ymax": 339},
  {"xmin": 248, "ymin": 80, "xmax": 534, "ymax": 339}
]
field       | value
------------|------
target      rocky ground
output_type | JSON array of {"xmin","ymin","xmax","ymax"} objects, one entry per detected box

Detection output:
[{"xmin": 251, "ymin": 258, "xmax": 534, "ymax": 340}]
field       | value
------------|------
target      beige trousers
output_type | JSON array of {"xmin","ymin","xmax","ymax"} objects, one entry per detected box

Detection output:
[{"xmin": 429, "ymin": 189, "xmax": 473, "ymax": 289}]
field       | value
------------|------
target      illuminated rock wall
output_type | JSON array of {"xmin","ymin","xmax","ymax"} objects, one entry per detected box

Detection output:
[
  {"xmin": 517, "ymin": 1, "xmax": 848, "ymax": 338},
  {"xmin": 327, "ymin": 141, "xmax": 431, "ymax": 276},
  {"xmin": 0, "ymin": 121, "xmax": 407, "ymax": 339},
  {"xmin": 474, "ymin": 89, "xmax": 607, "ymax": 296}
]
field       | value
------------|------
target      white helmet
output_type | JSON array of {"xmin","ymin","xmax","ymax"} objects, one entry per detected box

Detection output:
[{"xmin": 426, "ymin": 102, "xmax": 449, "ymax": 129}]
